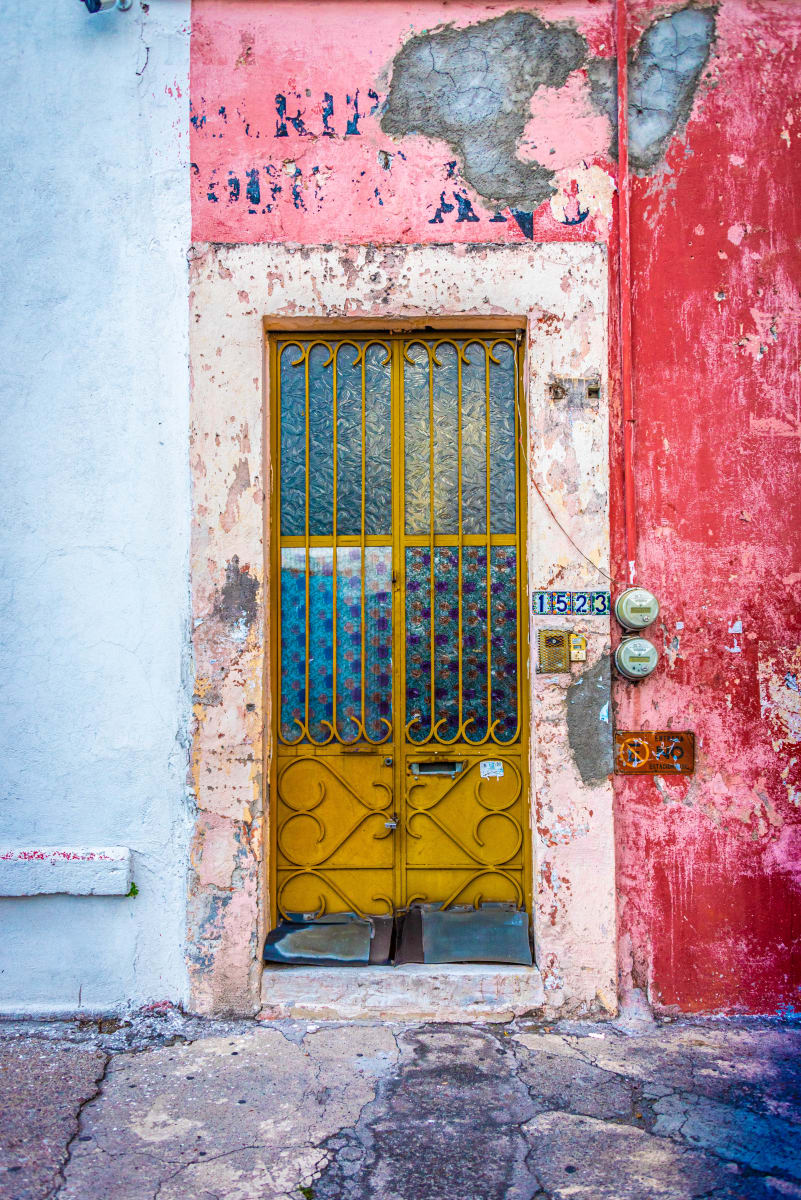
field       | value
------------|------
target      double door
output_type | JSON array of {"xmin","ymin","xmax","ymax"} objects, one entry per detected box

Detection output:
[{"xmin": 271, "ymin": 331, "xmax": 529, "ymax": 920}]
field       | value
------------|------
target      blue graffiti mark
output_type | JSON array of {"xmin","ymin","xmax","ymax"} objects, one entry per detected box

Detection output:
[
  {"xmin": 265, "ymin": 162, "xmax": 282, "ymax": 203},
  {"xmin": 446, "ymin": 160, "xmax": 458, "ymax": 179},
  {"xmin": 322, "ymin": 92, "xmax": 335, "ymax": 136},
  {"xmin": 561, "ymin": 206, "xmax": 590, "ymax": 226},
  {"xmin": 374, "ymin": 187, "xmax": 384, "ymax": 207},
  {"xmin": 511, "ymin": 209, "xmax": 534, "ymax": 239},
  {"xmin": 246, "ymin": 169, "xmax": 260, "ymax": 208},
  {"xmin": 207, "ymin": 171, "xmax": 219, "ymax": 203},
  {"xmin": 368, "ymin": 88, "xmax": 380, "ymax": 116},
  {"xmin": 429, "ymin": 192, "xmax": 455, "ymax": 224},
  {"xmin": 275, "ymin": 94, "xmax": 288, "ymax": 137},
  {"xmin": 288, "ymin": 102, "xmax": 310, "ymax": 136},
  {"xmin": 786, "ymin": 673, "xmax": 800, "ymax": 693},
  {"xmin": 218, "ymin": 106, "xmax": 227, "ymax": 122},
  {"xmin": 454, "ymin": 191, "xmax": 480, "ymax": 222},
  {"xmin": 345, "ymin": 91, "xmax": 362, "ymax": 135},
  {"xmin": 227, "ymin": 173, "xmax": 240, "ymax": 203},
  {"xmin": 489, "ymin": 210, "xmax": 508, "ymax": 222},
  {"xmin": 289, "ymin": 166, "xmax": 305, "ymax": 210},
  {"xmin": 190, "ymin": 103, "xmax": 206, "ymax": 130}
]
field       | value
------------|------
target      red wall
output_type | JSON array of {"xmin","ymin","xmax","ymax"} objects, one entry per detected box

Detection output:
[
  {"xmin": 616, "ymin": 0, "xmax": 801, "ymax": 1012},
  {"xmin": 192, "ymin": 0, "xmax": 801, "ymax": 1013}
]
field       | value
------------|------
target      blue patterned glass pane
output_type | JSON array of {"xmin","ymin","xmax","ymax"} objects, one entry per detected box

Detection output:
[
  {"xmin": 279, "ymin": 344, "xmax": 306, "ymax": 537},
  {"xmin": 280, "ymin": 546, "xmax": 308, "ymax": 740},
  {"xmin": 308, "ymin": 344, "xmax": 334, "ymax": 536},
  {"xmin": 489, "ymin": 342, "xmax": 517, "ymax": 535},
  {"xmin": 280, "ymin": 547, "xmax": 392, "ymax": 743},
  {"xmin": 405, "ymin": 545, "xmax": 517, "ymax": 744},
  {"xmin": 490, "ymin": 546, "xmax": 518, "ymax": 741},
  {"xmin": 335, "ymin": 343, "xmax": 392, "ymax": 536}
]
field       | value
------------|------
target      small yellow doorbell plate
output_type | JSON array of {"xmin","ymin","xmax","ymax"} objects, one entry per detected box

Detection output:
[{"xmin": 538, "ymin": 629, "xmax": 571, "ymax": 673}]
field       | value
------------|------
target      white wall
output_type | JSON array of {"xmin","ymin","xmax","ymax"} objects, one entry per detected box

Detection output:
[{"xmin": 0, "ymin": 0, "xmax": 192, "ymax": 1012}]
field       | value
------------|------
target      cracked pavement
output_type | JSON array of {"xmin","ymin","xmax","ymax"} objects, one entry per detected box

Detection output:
[{"xmin": 1, "ymin": 1011, "xmax": 799, "ymax": 1199}]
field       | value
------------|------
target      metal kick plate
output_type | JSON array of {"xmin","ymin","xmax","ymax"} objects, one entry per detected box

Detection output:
[{"xmin": 615, "ymin": 731, "xmax": 695, "ymax": 775}]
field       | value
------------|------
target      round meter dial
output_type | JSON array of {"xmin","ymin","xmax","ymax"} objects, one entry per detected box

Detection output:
[
  {"xmin": 614, "ymin": 636, "xmax": 658, "ymax": 680},
  {"xmin": 615, "ymin": 587, "xmax": 660, "ymax": 630}
]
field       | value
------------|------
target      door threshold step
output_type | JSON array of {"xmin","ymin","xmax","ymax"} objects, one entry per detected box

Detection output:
[{"xmin": 258, "ymin": 962, "xmax": 545, "ymax": 1022}]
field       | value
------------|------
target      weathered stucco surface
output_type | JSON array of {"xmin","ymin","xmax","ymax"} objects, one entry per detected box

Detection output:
[
  {"xmin": 188, "ymin": 240, "xmax": 614, "ymax": 1017},
  {"xmin": 0, "ymin": 2, "xmax": 192, "ymax": 1013},
  {"xmin": 189, "ymin": 0, "xmax": 801, "ymax": 1015}
]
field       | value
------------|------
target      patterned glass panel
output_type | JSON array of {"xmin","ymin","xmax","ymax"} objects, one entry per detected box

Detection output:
[
  {"xmin": 308, "ymin": 343, "xmax": 334, "ymax": 536},
  {"xmin": 460, "ymin": 342, "xmax": 487, "ymax": 536},
  {"xmin": 280, "ymin": 547, "xmax": 392, "ymax": 743},
  {"xmin": 488, "ymin": 342, "xmax": 517, "ymax": 535},
  {"xmin": 280, "ymin": 341, "xmax": 391, "ymax": 538},
  {"xmin": 404, "ymin": 339, "xmax": 516, "ymax": 536},
  {"xmin": 403, "ymin": 343, "xmax": 432, "ymax": 536},
  {"xmin": 279, "ymin": 343, "xmax": 306, "ymax": 537},
  {"xmin": 335, "ymin": 343, "xmax": 392, "ymax": 536},
  {"xmin": 405, "ymin": 546, "xmax": 518, "ymax": 743}
]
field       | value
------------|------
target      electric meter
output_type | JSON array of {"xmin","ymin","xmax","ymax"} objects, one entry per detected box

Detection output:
[
  {"xmin": 615, "ymin": 587, "xmax": 659, "ymax": 631},
  {"xmin": 614, "ymin": 636, "xmax": 658, "ymax": 680}
]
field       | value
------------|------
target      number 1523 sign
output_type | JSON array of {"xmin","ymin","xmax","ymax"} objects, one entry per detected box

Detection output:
[{"xmin": 533, "ymin": 590, "xmax": 610, "ymax": 616}]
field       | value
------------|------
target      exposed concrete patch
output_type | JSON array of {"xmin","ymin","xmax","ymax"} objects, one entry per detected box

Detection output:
[
  {"xmin": 381, "ymin": 11, "xmax": 586, "ymax": 211},
  {"xmin": 588, "ymin": 5, "xmax": 717, "ymax": 173},
  {"xmin": 259, "ymin": 963, "xmax": 546, "ymax": 1022},
  {"xmin": 566, "ymin": 654, "xmax": 613, "ymax": 786},
  {"xmin": 215, "ymin": 554, "xmax": 260, "ymax": 633}
]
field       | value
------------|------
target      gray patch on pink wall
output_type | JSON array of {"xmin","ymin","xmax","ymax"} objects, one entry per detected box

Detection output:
[
  {"xmin": 381, "ymin": 11, "xmax": 585, "ymax": 212},
  {"xmin": 215, "ymin": 555, "xmax": 259, "ymax": 630},
  {"xmin": 382, "ymin": 6, "xmax": 716, "ymax": 208},
  {"xmin": 566, "ymin": 654, "xmax": 613, "ymax": 786}
]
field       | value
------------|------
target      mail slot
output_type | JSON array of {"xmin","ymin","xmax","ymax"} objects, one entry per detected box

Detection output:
[{"xmin": 410, "ymin": 761, "xmax": 464, "ymax": 778}]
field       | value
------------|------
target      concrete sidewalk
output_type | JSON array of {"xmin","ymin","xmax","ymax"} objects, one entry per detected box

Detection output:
[{"xmin": 1, "ymin": 1010, "xmax": 799, "ymax": 1200}]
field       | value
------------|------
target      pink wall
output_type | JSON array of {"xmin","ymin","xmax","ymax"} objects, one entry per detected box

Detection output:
[{"xmin": 191, "ymin": 0, "xmax": 801, "ymax": 1013}]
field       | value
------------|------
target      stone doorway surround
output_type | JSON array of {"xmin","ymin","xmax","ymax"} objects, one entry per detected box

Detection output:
[{"xmin": 188, "ymin": 242, "xmax": 615, "ymax": 1018}]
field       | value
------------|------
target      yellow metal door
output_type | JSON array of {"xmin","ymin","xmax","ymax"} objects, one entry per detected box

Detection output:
[{"xmin": 271, "ymin": 333, "xmax": 528, "ymax": 921}]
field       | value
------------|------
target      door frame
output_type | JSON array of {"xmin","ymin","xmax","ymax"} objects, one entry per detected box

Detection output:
[
  {"xmin": 187, "ymin": 241, "xmax": 616, "ymax": 1017},
  {"xmin": 267, "ymin": 330, "xmax": 532, "ymax": 922}
]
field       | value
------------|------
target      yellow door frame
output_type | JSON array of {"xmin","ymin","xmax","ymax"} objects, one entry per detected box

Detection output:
[{"xmin": 267, "ymin": 329, "xmax": 530, "ymax": 925}]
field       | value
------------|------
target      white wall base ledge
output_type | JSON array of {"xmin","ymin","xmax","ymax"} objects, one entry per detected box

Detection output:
[
  {"xmin": 258, "ymin": 962, "xmax": 546, "ymax": 1022},
  {"xmin": 0, "ymin": 847, "xmax": 133, "ymax": 896}
]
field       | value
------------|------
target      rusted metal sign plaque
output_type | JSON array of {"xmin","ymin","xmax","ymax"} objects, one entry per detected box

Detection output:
[{"xmin": 615, "ymin": 731, "xmax": 695, "ymax": 775}]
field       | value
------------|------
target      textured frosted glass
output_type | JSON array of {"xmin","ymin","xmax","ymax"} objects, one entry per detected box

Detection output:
[
  {"xmin": 404, "ymin": 339, "xmax": 516, "ymax": 536},
  {"xmin": 335, "ymin": 343, "xmax": 392, "ymax": 536},
  {"xmin": 488, "ymin": 342, "xmax": 517, "ymax": 535},
  {"xmin": 280, "ymin": 547, "xmax": 392, "ymax": 743},
  {"xmin": 308, "ymin": 343, "xmax": 334, "ymax": 536},
  {"xmin": 405, "ymin": 546, "xmax": 517, "ymax": 744},
  {"xmin": 403, "ymin": 343, "xmax": 432, "ymax": 536},
  {"xmin": 460, "ymin": 342, "xmax": 488, "ymax": 535}
]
